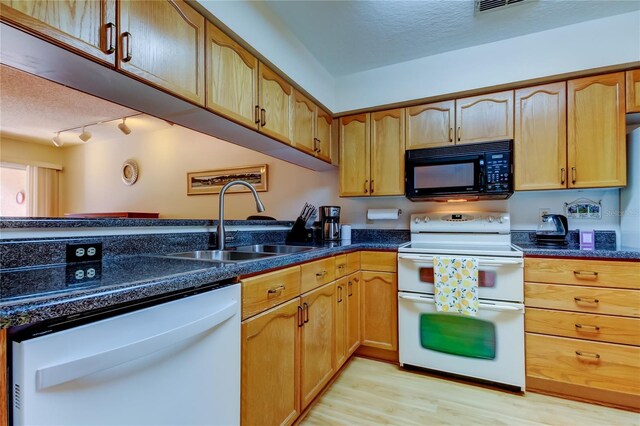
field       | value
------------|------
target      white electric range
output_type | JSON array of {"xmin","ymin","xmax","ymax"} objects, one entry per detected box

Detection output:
[{"xmin": 397, "ymin": 211, "xmax": 525, "ymax": 390}]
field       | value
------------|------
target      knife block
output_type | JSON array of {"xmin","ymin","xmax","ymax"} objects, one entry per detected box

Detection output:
[{"xmin": 285, "ymin": 218, "xmax": 314, "ymax": 243}]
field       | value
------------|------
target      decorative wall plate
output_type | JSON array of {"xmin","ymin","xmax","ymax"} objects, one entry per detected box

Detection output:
[{"xmin": 121, "ymin": 159, "xmax": 139, "ymax": 186}]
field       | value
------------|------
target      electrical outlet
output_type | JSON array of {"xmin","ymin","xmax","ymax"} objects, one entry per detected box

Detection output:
[
  {"xmin": 66, "ymin": 243, "xmax": 103, "ymax": 263},
  {"xmin": 539, "ymin": 208, "xmax": 551, "ymax": 219},
  {"xmin": 65, "ymin": 261, "xmax": 102, "ymax": 286}
]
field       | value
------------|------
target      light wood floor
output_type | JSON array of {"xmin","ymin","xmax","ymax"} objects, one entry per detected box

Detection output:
[{"xmin": 301, "ymin": 357, "xmax": 639, "ymax": 426}]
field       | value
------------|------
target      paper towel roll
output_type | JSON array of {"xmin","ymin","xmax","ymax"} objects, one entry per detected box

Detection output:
[
  {"xmin": 341, "ymin": 224, "xmax": 352, "ymax": 240},
  {"xmin": 367, "ymin": 209, "xmax": 401, "ymax": 220}
]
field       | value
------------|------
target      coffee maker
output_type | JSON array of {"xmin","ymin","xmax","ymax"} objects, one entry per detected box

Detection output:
[{"xmin": 319, "ymin": 206, "xmax": 341, "ymax": 241}]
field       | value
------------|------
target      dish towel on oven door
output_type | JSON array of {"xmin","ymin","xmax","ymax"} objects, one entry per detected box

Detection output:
[{"xmin": 433, "ymin": 257, "xmax": 479, "ymax": 316}]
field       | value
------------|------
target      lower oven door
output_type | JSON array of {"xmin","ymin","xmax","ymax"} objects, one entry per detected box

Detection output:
[
  {"xmin": 398, "ymin": 291, "xmax": 524, "ymax": 389},
  {"xmin": 398, "ymin": 253, "xmax": 523, "ymax": 302}
]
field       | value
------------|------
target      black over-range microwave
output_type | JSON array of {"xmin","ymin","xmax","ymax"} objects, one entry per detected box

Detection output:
[{"xmin": 405, "ymin": 140, "xmax": 513, "ymax": 201}]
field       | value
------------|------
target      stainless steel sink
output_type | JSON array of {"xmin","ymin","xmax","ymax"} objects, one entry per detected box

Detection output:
[
  {"xmin": 234, "ymin": 244, "xmax": 316, "ymax": 254},
  {"xmin": 169, "ymin": 250, "xmax": 276, "ymax": 262}
]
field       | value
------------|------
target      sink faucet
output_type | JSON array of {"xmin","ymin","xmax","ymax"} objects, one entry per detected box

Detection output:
[{"xmin": 217, "ymin": 180, "xmax": 265, "ymax": 250}]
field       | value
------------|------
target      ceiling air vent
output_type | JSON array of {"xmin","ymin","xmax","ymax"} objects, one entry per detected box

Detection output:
[{"xmin": 475, "ymin": 0, "xmax": 530, "ymax": 13}]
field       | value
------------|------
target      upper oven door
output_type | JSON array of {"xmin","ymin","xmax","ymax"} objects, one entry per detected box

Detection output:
[
  {"xmin": 398, "ymin": 253, "xmax": 523, "ymax": 303},
  {"xmin": 405, "ymin": 152, "xmax": 483, "ymax": 198}
]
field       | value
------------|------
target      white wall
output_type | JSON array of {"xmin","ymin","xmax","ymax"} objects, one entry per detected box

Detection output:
[
  {"xmin": 332, "ymin": 11, "xmax": 640, "ymax": 112},
  {"xmin": 620, "ymin": 129, "xmax": 640, "ymax": 249}
]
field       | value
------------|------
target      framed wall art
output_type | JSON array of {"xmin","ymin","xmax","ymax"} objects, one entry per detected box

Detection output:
[{"xmin": 187, "ymin": 164, "xmax": 268, "ymax": 195}]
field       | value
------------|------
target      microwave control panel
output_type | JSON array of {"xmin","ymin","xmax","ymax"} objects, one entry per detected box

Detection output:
[{"xmin": 485, "ymin": 152, "xmax": 511, "ymax": 192}]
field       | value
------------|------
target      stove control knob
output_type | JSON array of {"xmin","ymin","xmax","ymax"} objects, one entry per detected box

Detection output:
[
  {"xmin": 498, "ymin": 215, "xmax": 505, "ymax": 224},
  {"xmin": 414, "ymin": 217, "xmax": 423, "ymax": 224},
  {"xmin": 423, "ymin": 216, "xmax": 430, "ymax": 223},
  {"xmin": 487, "ymin": 215, "xmax": 495, "ymax": 223}
]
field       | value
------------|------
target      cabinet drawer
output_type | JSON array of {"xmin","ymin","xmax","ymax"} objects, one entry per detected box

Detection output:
[
  {"xmin": 335, "ymin": 254, "xmax": 348, "ymax": 278},
  {"xmin": 241, "ymin": 266, "xmax": 301, "ymax": 319},
  {"xmin": 525, "ymin": 258, "xmax": 640, "ymax": 289},
  {"xmin": 526, "ymin": 308, "xmax": 640, "ymax": 346},
  {"xmin": 525, "ymin": 283, "xmax": 640, "ymax": 317},
  {"xmin": 526, "ymin": 333, "xmax": 640, "ymax": 397},
  {"xmin": 361, "ymin": 251, "xmax": 396, "ymax": 272},
  {"xmin": 301, "ymin": 257, "xmax": 336, "ymax": 293},
  {"xmin": 346, "ymin": 252, "xmax": 361, "ymax": 275}
]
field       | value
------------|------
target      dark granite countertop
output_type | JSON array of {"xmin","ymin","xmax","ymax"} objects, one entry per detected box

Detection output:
[
  {"xmin": 0, "ymin": 217, "xmax": 294, "ymax": 229},
  {"xmin": 0, "ymin": 241, "xmax": 400, "ymax": 328},
  {"xmin": 514, "ymin": 243, "xmax": 640, "ymax": 260}
]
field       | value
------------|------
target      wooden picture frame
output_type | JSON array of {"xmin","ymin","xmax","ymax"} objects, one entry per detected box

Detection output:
[{"xmin": 187, "ymin": 164, "xmax": 268, "ymax": 195}]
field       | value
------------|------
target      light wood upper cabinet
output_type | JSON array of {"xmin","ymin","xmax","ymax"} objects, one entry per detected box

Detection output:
[
  {"xmin": 258, "ymin": 62, "xmax": 293, "ymax": 145},
  {"xmin": 456, "ymin": 90, "xmax": 514, "ymax": 144},
  {"xmin": 205, "ymin": 21, "xmax": 258, "ymax": 129},
  {"xmin": 316, "ymin": 108, "xmax": 332, "ymax": 163},
  {"xmin": 568, "ymin": 73, "xmax": 626, "ymax": 188},
  {"xmin": 118, "ymin": 0, "xmax": 205, "ymax": 105},
  {"xmin": 293, "ymin": 90, "xmax": 316, "ymax": 154},
  {"xmin": 241, "ymin": 298, "xmax": 301, "ymax": 426},
  {"xmin": 370, "ymin": 108, "xmax": 405, "ymax": 196},
  {"xmin": 0, "ymin": 0, "xmax": 116, "ymax": 65},
  {"xmin": 346, "ymin": 272, "xmax": 361, "ymax": 356},
  {"xmin": 514, "ymin": 82, "xmax": 567, "ymax": 191},
  {"xmin": 360, "ymin": 271, "xmax": 398, "ymax": 352},
  {"xmin": 339, "ymin": 114, "xmax": 370, "ymax": 196},
  {"xmin": 406, "ymin": 100, "xmax": 455, "ymax": 149},
  {"xmin": 626, "ymin": 70, "xmax": 640, "ymax": 113},
  {"xmin": 300, "ymin": 282, "xmax": 336, "ymax": 410}
]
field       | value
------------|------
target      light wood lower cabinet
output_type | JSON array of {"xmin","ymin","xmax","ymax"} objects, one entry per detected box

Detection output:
[
  {"xmin": 242, "ymin": 298, "xmax": 301, "ymax": 426},
  {"xmin": 300, "ymin": 281, "xmax": 336, "ymax": 410},
  {"xmin": 335, "ymin": 277, "xmax": 349, "ymax": 368},
  {"xmin": 346, "ymin": 272, "xmax": 361, "ymax": 356}
]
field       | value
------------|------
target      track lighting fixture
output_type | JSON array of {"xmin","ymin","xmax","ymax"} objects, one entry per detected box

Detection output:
[
  {"xmin": 52, "ymin": 132, "xmax": 63, "ymax": 147},
  {"xmin": 78, "ymin": 126, "xmax": 92, "ymax": 142},
  {"xmin": 118, "ymin": 118, "xmax": 132, "ymax": 135}
]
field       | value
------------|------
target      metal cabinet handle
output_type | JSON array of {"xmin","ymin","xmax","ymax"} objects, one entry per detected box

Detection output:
[
  {"xmin": 267, "ymin": 285, "xmax": 285, "ymax": 297},
  {"xmin": 575, "ymin": 351, "xmax": 600, "ymax": 360},
  {"xmin": 364, "ymin": 180, "xmax": 369, "ymax": 194},
  {"xmin": 297, "ymin": 305, "xmax": 304, "ymax": 327},
  {"xmin": 560, "ymin": 168, "xmax": 566, "ymax": 185},
  {"xmin": 303, "ymin": 302, "xmax": 309, "ymax": 323},
  {"xmin": 574, "ymin": 297, "xmax": 599, "ymax": 304},
  {"xmin": 260, "ymin": 108, "xmax": 266, "ymax": 126},
  {"xmin": 575, "ymin": 324, "xmax": 600, "ymax": 332},
  {"xmin": 337, "ymin": 285, "xmax": 343, "ymax": 303},
  {"xmin": 457, "ymin": 126, "xmax": 461, "ymax": 142},
  {"xmin": 348, "ymin": 281, "xmax": 353, "ymax": 297},
  {"xmin": 573, "ymin": 270, "xmax": 598, "ymax": 280},
  {"xmin": 121, "ymin": 31, "xmax": 132, "ymax": 62},
  {"xmin": 105, "ymin": 22, "xmax": 116, "ymax": 54},
  {"xmin": 571, "ymin": 167, "xmax": 577, "ymax": 184},
  {"xmin": 371, "ymin": 180, "xmax": 374, "ymax": 194},
  {"xmin": 255, "ymin": 105, "xmax": 260, "ymax": 124},
  {"xmin": 315, "ymin": 270, "xmax": 328, "ymax": 279},
  {"xmin": 449, "ymin": 127, "xmax": 453, "ymax": 142}
]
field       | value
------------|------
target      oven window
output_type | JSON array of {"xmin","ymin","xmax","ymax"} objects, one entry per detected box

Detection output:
[
  {"xmin": 419, "ymin": 314, "xmax": 496, "ymax": 360},
  {"xmin": 419, "ymin": 268, "xmax": 496, "ymax": 288},
  {"xmin": 414, "ymin": 163, "xmax": 475, "ymax": 189}
]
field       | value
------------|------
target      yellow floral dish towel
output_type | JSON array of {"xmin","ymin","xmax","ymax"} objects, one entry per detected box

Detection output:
[{"xmin": 433, "ymin": 256, "xmax": 479, "ymax": 316}]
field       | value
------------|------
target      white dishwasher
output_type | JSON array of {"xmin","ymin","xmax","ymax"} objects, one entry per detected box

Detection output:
[{"xmin": 11, "ymin": 283, "xmax": 240, "ymax": 426}]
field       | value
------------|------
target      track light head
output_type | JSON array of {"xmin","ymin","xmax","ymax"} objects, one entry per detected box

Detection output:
[
  {"xmin": 118, "ymin": 118, "xmax": 132, "ymax": 135},
  {"xmin": 52, "ymin": 132, "xmax": 64, "ymax": 147},
  {"xmin": 79, "ymin": 126, "xmax": 92, "ymax": 142}
]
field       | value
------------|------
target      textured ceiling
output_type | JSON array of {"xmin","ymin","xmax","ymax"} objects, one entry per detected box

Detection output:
[
  {"xmin": 263, "ymin": 0, "xmax": 640, "ymax": 77},
  {"xmin": 0, "ymin": 65, "xmax": 169, "ymax": 146}
]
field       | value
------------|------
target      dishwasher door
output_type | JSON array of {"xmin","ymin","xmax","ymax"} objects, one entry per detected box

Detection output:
[{"xmin": 12, "ymin": 283, "xmax": 240, "ymax": 426}]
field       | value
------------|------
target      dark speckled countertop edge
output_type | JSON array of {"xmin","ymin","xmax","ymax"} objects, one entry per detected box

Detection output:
[
  {"xmin": 0, "ymin": 218, "xmax": 295, "ymax": 229},
  {"xmin": 0, "ymin": 242, "xmax": 399, "ymax": 328},
  {"xmin": 514, "ymin": 244, "xmax": 640, "ymax": 260}
]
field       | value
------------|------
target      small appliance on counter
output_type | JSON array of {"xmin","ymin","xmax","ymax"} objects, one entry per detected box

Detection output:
[
  {"xmin": 535, "ymin": 214, "xmax": 569, "ymax": 246},
  {"xmin": 286, "ymin": 203, "xmax": 316, "ymax": 243},
  {"xmin": 319, "ymin": 206, "xmax": 341, "ymax": 241}
]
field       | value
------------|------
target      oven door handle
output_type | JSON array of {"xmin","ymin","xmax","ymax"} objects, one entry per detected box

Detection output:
[
  {"xmin": 398, "ymin": 254, "xmax": 523, "ymax": 267},
  {"xmin": 398, "ymin": 294, "xmax": 523, "ymax": 312}
]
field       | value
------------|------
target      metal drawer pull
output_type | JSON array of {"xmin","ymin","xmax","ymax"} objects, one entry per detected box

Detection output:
[
  {"xmin": 457, "ymin": 126, "xmax": 461, "ymax": 142},
  {"xmin": 560, "ymin": 167, "xmax": 566, "ymax": 185},
  {"xmin": 260, "ymin": 108, "xmax": 266, "ymax": 126},
  {"xmin": 571, "ymin": 167, "xmax": 577, "ymax": 184},
  {"xmin": 575, "ymin": 324, "xmax": 600, "ymax": 331},
  {"xmin": 575, "ymin": 351, "xmax": 600, "ymax": 359},
  {"xmin": 254, "ymin": 105, "xmax": 260, "ymax": 124},
  {"xmin": 121, "ymin": 31, "xmax": 132, "ymax": 62},
  {"xmin": 267, "ymin": 285, "xmax": 285, "ymax": 296},
  {"xmin": 449, "ymin": 127, "xmax": 453, "ymax": 142},
  {"xmin": 303, "ymin": 302, "xmax": 309, "ymax": 323},
  {"xmin": 364, "ymin": 180, "xmax": 369, "ymax": 194},
  {"xmin": 297, "ymin": 305, "xmax": 303, "ymax": 327},
  {"xmin": 573, "ymin": 270, "xmax": 598, "ymax": 280},
  {"xmin": 574, "ymin": 297, "xmax": 599, "ymax": 304},
  {"xmin": 348, "ymin": 281, "xmax": 353, "ymax": 296},
  {"xmin": 337, "ymin": 285, "xmax": 343, "ymax": 303},
  {"xmin": 316, "ymin": 271, "xmax": 328, "ymax": 278},
  {"xmin": 337, "ymin": 264, "xmax": 346, "ymax": 270},
  {"xmin": 105, "ymin": 22, "xmax": 116, "ymax": 54}
]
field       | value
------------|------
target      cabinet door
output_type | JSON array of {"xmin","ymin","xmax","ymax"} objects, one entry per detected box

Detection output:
[
  {"xmin": 242, "ymin": 298, "xmax": 301, "ymax": 426},
  {"xmin": 300, "ymin": 282, "xmax": 335, "ymax": 410},
  {"xmin": 0, "ymin": 0, "xmax": 116, "ymax": 65},
  {"xmin": 292, "ymin": 90, "xmax": 316, "ymax": 155},
  {"xmin": 626, "ymin": 70, "xmax": 640, "ymax": 113},
  {"xmin": 205, "ymin": 21, "xmax": 258, "ymax": 129},
  {"xmin": 316, "ymin": 108, "xmax": 332, "ymax": 163},
  {"xmin": 118, "ymin": 0, "xmax": 205, "ymax": 105},
  {"xmin": 360, "ymin": 271, "xmax": 397, "ymax": 351},
  {"xmin": 568, "ymin": 73, "xmax": 626, "ymax": 188},
  {"xmin": 339, "ymin": 114, "xmax": 370, "ymax": 196},
  {"xmin": 259, "ymin": 63, "xmax": 293, "ymax": 145},
  {"xmin": 335, "ymin": 277, "xmax": 348, "ymax": 369},
  {"xmin": 514, "ymin": 82, "xmax": 567, "ymax": 190},
  {"xmin": 406, "ymin": 100, "xmax": 455, "ymax": 149},
  {"xmin": 346, "ymin": 272, "xmax": 361, "ymax": 356},
  {"xmin": 456, "ymin": 90, "xmax": 514, "ymax": 144},
  {"xmin": 370, "ymin": 109, "xmax": 405, "ymax": 196}
]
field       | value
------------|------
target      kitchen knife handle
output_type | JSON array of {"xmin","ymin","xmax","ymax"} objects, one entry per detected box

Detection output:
[
  {"xmin": 560, "ymin": 168, "xmax": 566, "ymax": 185},
  {"xmin": 121, "ymin": 31, "xmax": 132, "ymax": 62},
  {"xmin": 260, "ymin": 108, "xmax": 266, "ymax": 126},
  {"xmin": 364, "ymin": 180, "xmax": 369, "ymax": 194},
  {"xmin": 571, "ymin": 167, "xmax": 577, "ymax": 184},
  {"xmin": 105, "ymin": 22, "xmax": 116, "ymax": 54},
  {"xmin": 255, "ymin": 105, "xmax": 260, "ymax": 124}
]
